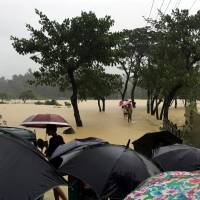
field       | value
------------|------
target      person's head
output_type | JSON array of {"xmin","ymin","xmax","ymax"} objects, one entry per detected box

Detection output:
[{"xmin": 46, "ymin": 124, "xmax": 57, "ymax": 136}]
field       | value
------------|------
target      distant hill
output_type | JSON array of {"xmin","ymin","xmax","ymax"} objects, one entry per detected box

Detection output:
[{"xmin": 0, "ymin": 70, "xmax": 146, "ymax": 99}]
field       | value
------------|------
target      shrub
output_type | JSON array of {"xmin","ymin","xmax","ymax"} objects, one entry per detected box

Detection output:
[
  {"xmin": 34, "ymin": 101, "xmax": 44, "ymax": 105},
  {"xmin": 44, "ymin": 99, "xmax": 61, "ymax": 106},
  {"xmin": 64, "ymin": 101, "xmax": 71, "ymax": 107}
]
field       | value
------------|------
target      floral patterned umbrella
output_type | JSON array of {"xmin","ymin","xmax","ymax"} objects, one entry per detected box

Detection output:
[{"xmin": 124, "ymin": 171, "xmax": 200, "ymax": 200}]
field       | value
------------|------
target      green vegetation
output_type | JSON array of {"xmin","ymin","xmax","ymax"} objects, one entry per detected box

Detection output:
[
  {"xmin": 34, "ymin": 99, "xmax": 62, "ymax": 106},
  {"xmin": 44, "ymin": 99, "xmax": 61, "ymax": 106},
  {"xmin": 11, "ymin": 10, "xmax": 119, "ymax": 126},
  {"xmin": 117, "ymin": 28, "xmax": 151, "ymax": 106},
  {"xmin": 77, "ymin": 67, "xmax": 122, "ymax": 111},
  {"xmin": 64, "ymin": 101, "xmax": 71, "ymax": 107},
  {"xmin": 34, "ymin": 101, "xmax": 44, "ymax": 105},
  {"xmin": 9, "ymin": 8, "xmax": 200, "ymax": 126},
  {"xmin": 0, "ymin": 70, "xmax": 69, "ymax": 99},
  {"xmin": 139, "ymin": 9, "xmax": 200, "ymax": 120},
  {"xmin": 19, "ymin": 90, "xmax": 36, "ymax": 103},
  {"xmin": 0, "ymin": 92, "xmax": 9, "ymax": 103}
]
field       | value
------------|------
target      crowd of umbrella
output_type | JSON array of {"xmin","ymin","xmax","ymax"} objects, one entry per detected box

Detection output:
[{"xmin": 0, "ymin": 113, "xmax": 199, "ymax": 199}]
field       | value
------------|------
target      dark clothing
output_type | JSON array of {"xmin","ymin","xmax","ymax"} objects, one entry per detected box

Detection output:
[
  {"xmin": 68, "ymin": 176, "xmax": 98, "ymax": 200},
  {"xmin": 46, "ymin": 135, "xmax": 65, "ymax": 158}
]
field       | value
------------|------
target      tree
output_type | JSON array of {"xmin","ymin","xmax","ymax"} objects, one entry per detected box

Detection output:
[
  {"xmin": 77, "ymin": 67, "xmax": 122, "ymax": 112},
  {"xmin": 11, "ymin": 10, "xmax": 118, "ymax": 127},
  {"xmin": 139, "ymin": 59, "xmax": 163, "ymax": 119},
  {"xmin": 143, "ymin": 9, "xmax": 200, "ymax": 120},
  {"xmin": 127, "ymin": 28, "xmax": 152, "ymax": 107},
  {"xmin": 0, "ymin": 92, "xmax": 8, "ymax": 103},
  {"xmin": 116, "ymin": 31, "xmax": 135, "ymax": 101},
  {"xmin": 19, "ymin": 90, "xmax": 35, "ymax": 103},
  {"xmin": 117, "ymin": 28, "xmax": 151, "ymax": 107}
]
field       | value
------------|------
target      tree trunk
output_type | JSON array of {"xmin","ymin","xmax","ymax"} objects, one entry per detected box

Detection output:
[
  {"xmin": 147, "ymin": 90, "xmax": 151, "ymax": 114},
  {"xmin": 122, "ymin": 70, "xmax": 131, "ymax": 100},
  {"xmin": 102, "ymin": 97, "xmax": 105, "ymax": 112},
  {"xmin": 152, "ymin": 98, "xmax": 162, "ymax": 120},
  {"xmin": 175, "ymin": 98, "xmax": 177, "ymax": 108},
  {"xmin": 162, "ymin": 85, "xmax": 182, "ymax": 120},
  {"xmin": 98, "ymin": 99, "xmax": 102, "ymax": 112},
  {"xmin": 184, "ymin": 99, "xmax": 187, "ymax": 107},
  {"xmin": 160, "ymin": 102, "xmax": 165, "ymax": 120},
  {"xmin": 150, "ymin": 95, "xmax": 156, "ymax": 115},
  {"xmin": 155, "ymin": 98, "xmax": 160, "ymax": 120},
  {"xmin": 131, "ymin": 78, "xmax": 137, "ymax": 108},
  {"xmin": 68, "ymin": 71, "xmax": 83, "ymax": 127}
]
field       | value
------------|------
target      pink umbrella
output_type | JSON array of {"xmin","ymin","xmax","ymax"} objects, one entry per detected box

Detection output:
[
  {"xmin": 121, "ymin": 100, "xmax": 132, "ymax": 108},
  {"xmin": 21, "ymin": 114, "xmax": 70, "ymax": 128}
]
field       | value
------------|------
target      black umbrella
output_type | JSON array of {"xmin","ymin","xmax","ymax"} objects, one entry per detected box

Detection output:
[
  {"xmin": 50, "ymin": 137, "xmax": 107, "ymax": 161},
  {"xmin": 0, "ymin": 126, "xmax": 37, "ymax": 145},
  {"xmin": 50, "ymin": 143, "xmax": 161, "ymax": 199},
  {"xmin": 152, "ymin": 144, "xmax": 200, "ymax": 171},
  {"xmin": 132, "ymin": 131, "xmax": 182, "ymax": 158},
  {"xmin": 0, "ymin": 134, "xmax": 67, "ymax": 200}
]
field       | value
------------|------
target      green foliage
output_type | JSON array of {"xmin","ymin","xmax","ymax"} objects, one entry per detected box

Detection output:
[
  {"xmin": 44, "ymin": 99, "xmax": 61, "ymax": 106},
  {"xmin": 19, "ymin": 90, "xmax": 36, "ymax": 103},
  {"xmin": 34, "ymin": 99, "xmax": 61, "ymax": 106},
  {"xmin": 34, "ymin": 101, "xmax": 44, "ymax": 105},
  {"xmin": 77, "ymin": 67, "xmax": 122, "ymax": 100},
  {"xmin": 140, "ymin": 9, "xmax": 200, "ymax": 100},
  {"xmin": 11, "ymin": 9, "xmax": 118, "ymax": 126},
  {"xmin": 0, "ymin": 92, "xmax": 9, "ymax": 103},
  {"xmin": 11, "ymin": 10, "xmax": 117, "ymax": 90},
  {"xmin": 0, "ymin": 70, "xmax": 70, "ymax": 99},
  {"xmin": 64, "ymin": 101, "xmax": 71, "ymax": 107},
  {"xmin": 116, "ymin": 27, "xmax": 152, "ymax": 99}
]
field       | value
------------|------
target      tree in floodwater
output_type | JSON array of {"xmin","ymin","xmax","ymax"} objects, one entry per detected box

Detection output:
[
  {"xmin": 11, "ymin": 10, "xmax": 118, "ymax": 126},
  {"xmin": 19, "ymin": 90, "xmax": 36, "ymax": 103},
  {"xmin": 126, "ymin": 28, "xmax": 152, "ymax": 107},
  {"xmin": 117, "ymin": 28, "xmax": 152, "ymax": 107},
  {"xmin": 143, "ymin": 9, "xmax": 200, "ymax": 120},
  {"xmin": 0, "ymin": 92, "xmax": 9, "ymax": 103},
  {"xmin": 77, "ymin": 67, "xmax": 122, "ymax": 112}
]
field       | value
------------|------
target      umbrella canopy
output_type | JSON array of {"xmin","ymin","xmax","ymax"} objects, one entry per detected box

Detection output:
[
  {"xmin": 124, "ymin": 171, "xmax": 200, "ymax": 199},
  {"xmin": 0, "ymin": 134, "xmax": 67, "ymax": 200},
  {"xmin": 50, "ymin": 137, "xmax": 107, "ymax": 160},
  {"xmin": 132, "ymin": 131, "xmax": 182, "ymax": 158},
  {"xmin": 119, "ymin": 100, "xmax": 132, "ymax": 107},
  {"xmin": 0, "ymin": 126, "xmax": 37, "ymax": 145},
  {"xmin": 21, "ymin": 114, "xmax": 70, "ymax": 128},
  {"xmin": 50, "ymin": 143, "xmax": 161, "ymax": 199},
  {"xmin": 122, "ymin": 100, "xmax": 132, "ymax": 107},
  {"xmin": 152, "ymin": 144, "xmax": 200, "ymax": 171}
]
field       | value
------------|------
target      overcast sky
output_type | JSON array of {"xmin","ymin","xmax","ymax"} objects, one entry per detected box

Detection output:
[{"xmin": 0, "ymin": 0, "xmax": 199, "ymax": 79}]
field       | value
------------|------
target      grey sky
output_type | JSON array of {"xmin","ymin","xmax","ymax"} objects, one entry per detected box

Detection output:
[{"xmin": 0, "ymin": 0, "xmax": 199, "ymax": 78}]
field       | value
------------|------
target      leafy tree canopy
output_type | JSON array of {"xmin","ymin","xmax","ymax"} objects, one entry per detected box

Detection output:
[
  {"xmin": 77, "ymin": 66, "xmax": 122, "ymax": 100},
  {"xmin": 11, "ymin": 10, "xmax": 119, "ymax": 126},
  {"xmin": 19, "ymin": 90, "xmax": 36, "ymax": 103}
]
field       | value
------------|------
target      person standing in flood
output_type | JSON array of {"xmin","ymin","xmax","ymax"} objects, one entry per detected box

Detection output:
[{"xmin": 127, "ymin": 104, "xmax": 133, "ymax": 123}]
